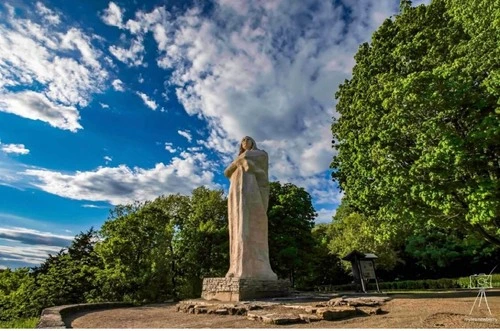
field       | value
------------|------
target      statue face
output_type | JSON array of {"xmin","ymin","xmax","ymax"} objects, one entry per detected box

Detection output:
[{"xmin": 241, "ymin": 137, "xmax": 253, "ymax": 151}]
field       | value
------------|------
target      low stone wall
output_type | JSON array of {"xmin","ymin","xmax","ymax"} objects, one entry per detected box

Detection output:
[
  {"xmin": 201, "ymin": 277, "xmax": 291, "ymax": 301},
  {"xmin": 36, "ymin": 302, "xmax": 134, "ymax": 328}
]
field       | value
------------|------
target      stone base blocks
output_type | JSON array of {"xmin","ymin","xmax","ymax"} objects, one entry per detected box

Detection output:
[
  {"xmin": 201, "ymin": 277, "xmax": 291, "ymax": 301},
  {"xmin": 177, "ymin": 295, "xmax": 390, "ymax": 325}
]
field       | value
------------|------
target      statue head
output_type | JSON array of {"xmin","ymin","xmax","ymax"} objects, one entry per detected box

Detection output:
[{"xmin": 239, "ymin": 136, "xmax": 257, "ymax": 155}]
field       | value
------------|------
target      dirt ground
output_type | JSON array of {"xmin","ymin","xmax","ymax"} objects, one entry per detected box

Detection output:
[{"xmin": 67, "ymin": 291, "xmax": 500, "ymax": 328}]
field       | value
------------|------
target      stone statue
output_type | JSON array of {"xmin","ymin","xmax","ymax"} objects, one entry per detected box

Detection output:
[{"xmin": 224, "ymin": 136, "xmax": 277, "ymax": 280}]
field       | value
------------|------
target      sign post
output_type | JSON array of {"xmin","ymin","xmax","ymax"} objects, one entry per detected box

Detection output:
[{"xmin": 342, "ymin": 250, "xmax": 380, "ymax": 293}]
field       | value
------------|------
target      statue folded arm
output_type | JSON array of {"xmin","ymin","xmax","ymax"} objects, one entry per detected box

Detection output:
[
  {"xmin": 224, "ymin": 161, "xmax": 238, "ymax": 178},
  {"xmin": 224, "ymin": 153, "xmax": 266, "ymax": 178}
]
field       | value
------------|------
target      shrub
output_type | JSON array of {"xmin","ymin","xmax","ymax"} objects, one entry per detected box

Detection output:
[{"xmin": 318, "ymin": 274, "xmax": 500, "ymax": 292}]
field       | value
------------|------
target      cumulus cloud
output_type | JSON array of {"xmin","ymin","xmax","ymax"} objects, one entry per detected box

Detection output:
[
  {"xmin": 1, "ymin": 143, "xmax": 29, "ymax": 155},
  {"xmin": 24, "ymin": 151, "xmax": 217, "ymax": 205},
  {"xmin": 315, "ymin": 207, "xmax": 336, "ymax": 224},
  {"xmin": 99, "ymin": 102, "xmax": 110, "ymax": 109},
  {"xmin": 101, "ymin": 0, "xmax": 417, "ymax": 208},
  {"xmin": 35, "ymin": 2, "xmax": 61, "ymax": 25},
  {"xmin": 164, "ymin": 142, "xmax": 177, "ymax": 153},
  {"xmin": 0, "ymin": 3, "xmax": 107, "ymax": 131},
  {"xmin": 111, "ymin": 79, "xmax": 125, "ymax": 91},
  {"xmin": 109, "ymin": 37, "xmax": 145, "ymax": 66},
  {"xmin": 136, "ymin": 91, "xmax": 158, "ymax": 110},
  {"xmin": 0, "ymin": 91, "xmax": 82, "ymax": 132},
  {"xmin": 177, "ymin": 129, "xmax": 192, "ymax": 142},
  {"xmin": 101, "ymin": 2, "xmax": 125, "ymax": 29}
]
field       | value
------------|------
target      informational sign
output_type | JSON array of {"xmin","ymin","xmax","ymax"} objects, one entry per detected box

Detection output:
[{"xmin": 359, "ymin": 260, "xmax": 376, "ymax": 279}]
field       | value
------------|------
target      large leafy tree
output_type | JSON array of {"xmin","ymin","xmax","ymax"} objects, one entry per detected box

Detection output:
[
  {"xmin": 326, "ymin": 203, "xmax": 402, "ymax": 270},
  {"xmin": 331, "ymin": 0, "xmax": 500, "ymax": 245},
  {"xmin": 0, "ymin": 229, "xmax": 102, "ymax": 321},
  {"xmin": 306, "ymin": 224, "xmax": 350, "ymax": 288},
  {"xmin": 174, "ymin": 186, "xmax": 228, "ymax": 298},
  {"xmin": 0, "ymin": 268, "xmax": 38, "ymax": 321},
  {"xmin": 95, "ymin": 196, "xmax": 189, "ymax": 302},
  {"xmin": 268, "ymin": 182, "xmax": 317, "ymax": 287}
]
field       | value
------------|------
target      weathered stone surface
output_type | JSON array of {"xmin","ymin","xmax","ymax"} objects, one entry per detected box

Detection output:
[
  {"xmin": 325, "ymin": 296, "xmax": 391, "ymax": 307},
  {"xmin": 343, "ymin": 296, "xmax": 391, "ymax": 307},
  {"xmin": 267, "ymin": 314, "xmax": 302, "ymax": 325},
  {"xmin": 299, "ymin": 313, "xmax": 322, "ymax": 323},
  {"xmin": 201, "ymin": 277, "xmax": 290, "ymax": 301},
  {"xmin": 356, "ymin": 306, "xmax": 383, "ymax": 315},
  {"xmin": 283, "ymin": 305, "xmax": 313, "ymax": 310},
  {"xmin": 214, "ymin": 308, "xmax": 229, "ymax": 315},
  {"xmin": 260, "ymin": 314, "xmax": 275, "ymax": 324},
  {"xmin": 224, "ymin": 137, "xmax": 276, "ymax": 280},
  {"xmin": 178, "ymin": 296, "xmax": 389, "ymax": 325},
  {"xmin": 37, "ymin": 302, "xmax": 133, "ymax": 329},
  {"xmin": 316, "ymin": 306, "xmax": 357, "ymax": 321},
  {"xmin": 304, "ymin": 307, "xmax": 317, "ymax": 314},
  {"xmin": 328, "ymin": 298, "xmax": 346, "ymax": 306}
]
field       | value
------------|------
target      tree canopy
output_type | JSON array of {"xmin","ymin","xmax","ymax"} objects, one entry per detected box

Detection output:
[
  {"xmin": 268, "ymin": 182, "xmax": 317, "ymax": 287},
  {"xmin": 331, "ymin": 0, "xmax": 500, "ymax": 245}
]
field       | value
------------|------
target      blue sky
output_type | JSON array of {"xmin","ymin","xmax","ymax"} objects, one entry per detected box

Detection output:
[{"xmin": 0, "ymin": 0, "xmax": 429, "ymax": 269}]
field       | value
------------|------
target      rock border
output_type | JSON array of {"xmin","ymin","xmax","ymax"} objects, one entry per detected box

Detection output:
[
  {"xmin": 36, "ymin": 302, "xmax": 134, "ymax": 328},
  {"xmin": 177, "ymin": 296, "xmax": 391, "ymax": 325}
]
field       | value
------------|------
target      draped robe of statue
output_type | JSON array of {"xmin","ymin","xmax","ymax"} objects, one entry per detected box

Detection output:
[{"xmin": 224, "ymin": 147, "xmax": 277, "ymax": 280}]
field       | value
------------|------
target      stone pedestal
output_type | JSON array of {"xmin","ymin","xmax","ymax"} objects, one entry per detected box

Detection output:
[{"xmin": 201, "ymin": 277, "xmax": 291, "ymax": 301}]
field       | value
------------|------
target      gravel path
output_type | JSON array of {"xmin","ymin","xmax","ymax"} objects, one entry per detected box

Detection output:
[{"xmin": 67, "ymin": 292, "xmax": 500, "ymax": 328}]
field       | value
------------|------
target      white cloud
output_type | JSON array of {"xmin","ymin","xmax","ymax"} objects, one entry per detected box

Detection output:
[
  {"xmin": 0, "ymin": 226, "xmax": 73, "ymax": 265},
  {"xmin": 0, "ymin": 91, "xmax": 82, "ymax": 132},
  {"xmin": 136, "ymin": 91, "xmax": 158, "ymax": 110},
  {"xmin": 99, "ymin": 102, "xmax": 110, "ymax": 109},
  {"xmin": 109, "ymin": 37, "xmax": 145, "ymax": 67},
  {"xmin": 164, "ymin": 142, "xmax": 177, "ymax": 153},
  {"xmin": 104, "ymin": 155, "xmax": 112, "ymax": 164},
  {"xmin": 0, "ymin": 226, "xmax": 73, "ymax": 246},
  {"xmin": 315, "ymin": 208, "xmax": 336, "ymax": 224},
  {"xmin": 101, "ymin": 2, "xmax": 125, "ymax": 29},
  {"xmin": 102, "ymin": 0, "xmax": 406, "ymax": 208},
  {"xmin": 24, "ymin": 151, "xmax": 217, "ymax": 205},
  {"xmin": 1, "ymin": 143, "xmax": 29, "ymax": 155},
  {"xmin": 111, "ymin": 79, "xmax": 125, "ymax": 91},
  {"xmin": 82, "ymin": 204, "xmax": 109, "ymax": 209},
  {"xmin": 177, "ymin": 129, "xmax": 192, "ymax": 142},
  {"xmin": 36, "ymin": 2, "xmax": 61, "ymax": 25},
  {"xmin": 0, "ymin": 244, "xmax": 63, "ymax": 265},
  {"xmin": 0, "ymin": 3, "xmax": 107, "ymax": 131}
]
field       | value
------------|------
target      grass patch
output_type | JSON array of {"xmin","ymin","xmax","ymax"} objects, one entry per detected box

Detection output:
[{"xmin": 0, "ymin": 317, "xmax": 39, "ymax": 328}]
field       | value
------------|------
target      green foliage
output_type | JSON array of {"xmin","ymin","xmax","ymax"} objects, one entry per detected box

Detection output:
[
  {"xmin": 326, "ymin": 202, "xmax": 402, "ymax": 270},
  {"xmin": 0, "ymin": 268, "xmax": 39, "ymax": 321},
  {"xmin": 268, "ymin": 182, "xmax": 317, "ymax": 287},
  {"xmin": 95, "ymin": 195, "xmax": 190, "ymax": 302},
  {"xmin": 0, "ymin": 229, "xmax": 102, "ymax": 321},
  {"xmin": 329, "ymin": 274, "xmax": 500, "ymax": 291},
  {"xmin": 404, "ymin": 226, "xmax": 498, "ymax": 273},
  {"xmin": 304, "ymin": 224, "xmax": 349, "ymax": 288},
  {"xmin": 174, "ymin": 187, "xmax": 228, "ymax": 298},
  {"xmin": 331, "ymin": 0, "xmax": 500, "ymax": 245},
  {"xmin": 0, "ymin": 317, "xmax": 38, "ymax": 328},
  {"xmin": 33, "ymin": 228, "xmax": 103, "ymax": 306}
]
